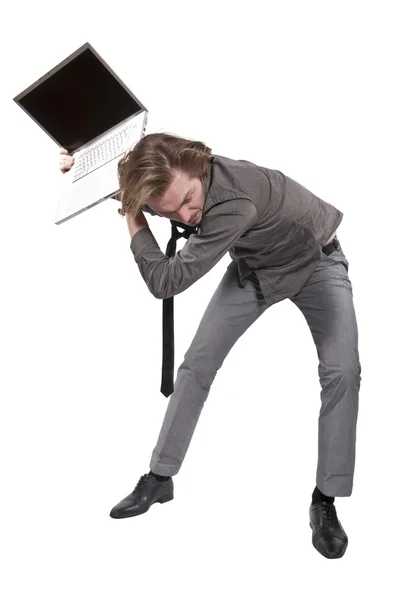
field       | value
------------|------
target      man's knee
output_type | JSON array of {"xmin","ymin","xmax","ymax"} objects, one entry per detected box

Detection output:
[
  {"xmin": 319, "ymin": 355, "xmax": 361, "ymax": 391},
  {"xmin": 178, "ymin": 348, "xmax": 222, "ymax": 391}
]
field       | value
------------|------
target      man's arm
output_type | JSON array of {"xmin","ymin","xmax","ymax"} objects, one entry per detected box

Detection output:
[
  {"xmin": 126, "ymin": 211, "xmax": 149, "ymax": 238},
  {"xmin": 130, "ymin": 198, "xmax": 258, "ymax": 299}
]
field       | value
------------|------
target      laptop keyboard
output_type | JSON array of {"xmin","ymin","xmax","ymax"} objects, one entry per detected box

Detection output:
[{"xmin": 72, "ymin": 124, "xmax": 136, "ymax": 183}]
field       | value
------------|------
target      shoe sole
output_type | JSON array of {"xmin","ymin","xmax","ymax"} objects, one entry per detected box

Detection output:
[
  {"xmin": 309, "ymin": 522, "xmax": 348, "ymax": 559},
  {"xmin": 110, "ymin": 494, "xmax": 174, "ymax": 519}
]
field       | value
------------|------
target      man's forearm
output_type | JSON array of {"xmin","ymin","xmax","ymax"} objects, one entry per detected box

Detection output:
[
  {"xmin": 128, "ymin": 221, "xmax": 149, "ymax": 238},
  {"xmin": 126, "ymin": 211, "xmax": 149, "ymax": 238}
]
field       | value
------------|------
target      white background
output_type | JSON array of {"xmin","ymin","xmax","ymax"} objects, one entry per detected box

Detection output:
[{"xmin": 1, "ymin": 0, "xmax": 400, "ymax": 597}]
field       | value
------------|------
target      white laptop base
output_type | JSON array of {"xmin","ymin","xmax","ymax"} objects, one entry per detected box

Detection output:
[{"xmin": 54, "ymin": 110, "xmax": 147, "ymax": 225}]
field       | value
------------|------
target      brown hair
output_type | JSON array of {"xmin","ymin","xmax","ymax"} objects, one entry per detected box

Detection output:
[{"xmin": 117, "ymin": 133, "xmax": 213, "ymax": 217}]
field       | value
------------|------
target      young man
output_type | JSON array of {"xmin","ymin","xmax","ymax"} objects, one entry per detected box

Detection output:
[{"xmin": 59, "ymin": 134, "xmax": 361, "ymax": 559}]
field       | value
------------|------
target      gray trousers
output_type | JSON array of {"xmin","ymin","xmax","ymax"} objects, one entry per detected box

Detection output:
[{"xmin": 149, "ymin": 241, "xmax": 361, "ymax": 497}]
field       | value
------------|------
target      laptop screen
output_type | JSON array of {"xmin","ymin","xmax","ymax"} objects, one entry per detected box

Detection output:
[{"xmin": 15, "ymin": 46, "xmax": 144, "ymax": 153}]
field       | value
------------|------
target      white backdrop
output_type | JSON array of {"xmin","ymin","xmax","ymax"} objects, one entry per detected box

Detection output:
[{"xmin": 1, "ymin": 0, "xmax": 400, "ymax": 598}]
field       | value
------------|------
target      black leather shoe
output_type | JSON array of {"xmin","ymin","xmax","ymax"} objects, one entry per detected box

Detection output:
[
  {"xmin": 309, "ymin": 502, "xmax": 348, "ymax": 559},
  {"xmin": 109, "ymin": 474, "xmax": 174, "ymax": 519}
]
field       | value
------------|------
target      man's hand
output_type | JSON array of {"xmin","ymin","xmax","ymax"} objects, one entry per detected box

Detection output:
[
  {"xmin": 59, "ymin": 148, "xmax": 74, "ymax": 173},
  {"xmin": 125, "ymin": 210, "xmax": 149, "ymax": 238}
]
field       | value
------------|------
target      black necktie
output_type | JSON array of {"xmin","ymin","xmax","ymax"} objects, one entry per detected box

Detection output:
[{"xmin": 161, "ymin": 220, "xmax": 198, "ymax": 397}]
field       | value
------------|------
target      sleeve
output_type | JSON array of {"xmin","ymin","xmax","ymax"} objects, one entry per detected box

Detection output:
[{"xmin": 129, "ymin": 198, "xmax": 258, "ymax": 299}]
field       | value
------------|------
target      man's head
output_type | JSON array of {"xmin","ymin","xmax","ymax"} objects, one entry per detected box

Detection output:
[{"xmin": 117, "ymin": 133, "xmax": 213, "ymax": 226}]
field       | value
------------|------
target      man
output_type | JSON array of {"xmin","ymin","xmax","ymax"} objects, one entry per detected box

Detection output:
[{"xmin": 59, "ymin": 134, "xmax": 361, "ymax": 559}]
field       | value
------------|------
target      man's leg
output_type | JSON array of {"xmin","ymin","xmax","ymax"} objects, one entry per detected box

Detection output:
[
  {"xmin": 150, "ymin": 262, "xmax": 274, "ymax": 476},
  {"xmin": 290, "ymin": 240, "xmax": 361, "ymax": 558},
  {"xmin": 291, "ymin": 242, "xmax": 361, "ymax": 497},
  {"xmin": 110, "ymin": 262, "xmax": 273, "ymax": 518}
]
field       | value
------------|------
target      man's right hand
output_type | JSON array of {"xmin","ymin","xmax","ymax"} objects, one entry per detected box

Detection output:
[{"xmin": 59, "ymin": 148, "xmax": 75, "ymax": 174}]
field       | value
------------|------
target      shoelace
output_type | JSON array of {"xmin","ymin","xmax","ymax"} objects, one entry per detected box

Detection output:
[
  {"xmin": 132, "ymin": 474, "xmax": 149, "ymax": 494},
  {"xmin": 320, "ymin": 502, "xmax": 335, "ymax": 526}
]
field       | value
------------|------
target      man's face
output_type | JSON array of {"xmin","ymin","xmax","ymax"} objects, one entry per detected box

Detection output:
[{"xmin": 146, "ymin": 170, "xmax": 205, "ymax": 226}]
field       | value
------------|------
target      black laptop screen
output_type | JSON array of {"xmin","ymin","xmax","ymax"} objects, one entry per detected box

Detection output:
[{"xmin": 17, "ymin": 48, "xmax": 143, "ymax": 153}]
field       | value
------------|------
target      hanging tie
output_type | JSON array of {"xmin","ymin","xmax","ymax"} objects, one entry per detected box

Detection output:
[{"xmin": 161, "ymin": 220, "xmax": 198, "ymax": 397}]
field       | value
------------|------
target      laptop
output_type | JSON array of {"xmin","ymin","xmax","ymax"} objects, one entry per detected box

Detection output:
[{"xmin": 13, "ymin": 42, "xmax": 148, "ymax": 224}]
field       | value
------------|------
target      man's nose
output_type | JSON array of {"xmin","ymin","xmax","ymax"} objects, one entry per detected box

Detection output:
[{"xmin": 178, "ymin": 207, "xmax": 191, "ymax": 223}]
